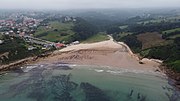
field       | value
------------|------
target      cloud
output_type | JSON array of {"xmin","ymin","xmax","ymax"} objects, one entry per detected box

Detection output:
[{"xmin": 0, "ymin": 0, "xmax": 180, "ymax": 9}]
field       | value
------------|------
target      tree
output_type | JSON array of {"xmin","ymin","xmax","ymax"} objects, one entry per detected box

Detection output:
[
  {"xmin": 73, "ymin": 18, "xmax": 98, "ymax": 41},
  {"xmin": 106, "ymin": 26, "xmax": 121, "ymax": 34}
]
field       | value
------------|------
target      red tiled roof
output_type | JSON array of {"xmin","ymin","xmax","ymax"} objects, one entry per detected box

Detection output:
[{"xmin": 56, "ymin": 43, "xmax": 65, "ymax": 47}]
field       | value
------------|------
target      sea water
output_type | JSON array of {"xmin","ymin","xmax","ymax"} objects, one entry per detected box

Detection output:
[{"xmin": 0, "ymin": 63, "xmax": 179, "ymax": 101}]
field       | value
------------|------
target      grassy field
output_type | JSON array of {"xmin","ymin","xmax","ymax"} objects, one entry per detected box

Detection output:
[
  {"xmin": 113, "ymin": 32, "xmax": 133, "ymax": 40},
  {"xmin": 137, "ymin": 19, "xmax": 162, "ymax": 25},
  {"xmin": 34, "ymin": 21, "xmax": 75, "ymax": 42},
  {"xmin": 136, "ymin": 32, "xmax": 170, "ymax": 49},
  {"xmin": 168, "ymin": 34, "xmax": 180, "ymax": 39},
  {"xmin": 161, "ymin": 28, "xmax": 180, "ymax": 39},
  {"xmin": 162, "ymin": 28, "xmax": 180, "ymax": 34},
  {"xmin": 82, "ymin": 32, "xmax": 109, "ymax": 43},
  {"xmin": 119, "ymin": 25, "xmax": 128, "ymax": 29},
  {"xmin": 119, "ymin": 32, "xmax": 133, "ymax": 38},
  {"xmin": 137, "ymin": 16, "xmax": 180, "ymax": 25}
]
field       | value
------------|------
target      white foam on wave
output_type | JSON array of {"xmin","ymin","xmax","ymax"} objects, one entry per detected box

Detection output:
[
  {"xmin": 22, "ymin": 65, "xmax": 38, "ymax": 72},
  {"xmin": 26, "ymin": 66, "xmax": 38, "ymax": 69},
  {"xmin": 94, "ymin": 69, "xmax": 104, "ymax": 73},
  {"xmin": 40, "ymin": 65, "xmax": 44, "ymax": 67},
  {"xmin": 106, "ymin": 70, "xmax": 124, "ymax": 74},
  {"xmin": 106, "ymin": 69, "xmax": 150, "ymax": 75},
  {"xmin": 70, "ymin": 64, "xmax": 77, "ymax": 67},
  {"xmin": 55, "ymin": 63, "xmax": 77, "ymax": 68}
]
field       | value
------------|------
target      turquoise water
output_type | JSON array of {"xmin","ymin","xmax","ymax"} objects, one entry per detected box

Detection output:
[{"xmin": 0, "ymin": 63, "xmax": 180, "ymax": 101}]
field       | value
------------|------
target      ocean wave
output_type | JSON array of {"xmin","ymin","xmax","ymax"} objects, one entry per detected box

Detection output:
[
  {"xmin": 94, "ymin": 69, "xmax": 104, "ymax": 73},
  {"xmin": 55, "ymin": 63, "xmax": 76, "ymax": 68},
  {"xmin": 106, "ymin": 69, "xmax": 149, "ymax": 75},
  {"xmin": 106, "ymin": 70, "xmax": 125, "ymax": 74},
  {"xmin": 21, "ymin": 65, "xmax": 38, "ymax": 72}
]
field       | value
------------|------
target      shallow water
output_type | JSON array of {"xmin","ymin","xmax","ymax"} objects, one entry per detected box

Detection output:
[{"xmin": 0, "ymin": 63, "xmax": 180, "ymax": 101}]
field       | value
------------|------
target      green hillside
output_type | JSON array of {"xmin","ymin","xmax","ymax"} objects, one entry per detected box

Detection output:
[
  {"xmin": 34, "ymin": 21, "xmax": 75, "ymax": 42},
  {"xmin": 109, "ymin": 19, "xmax": 180, "ymax": 72},
  {"xmin": 82, "ymin": 32, "xmax": 109, "ymax": 43}
]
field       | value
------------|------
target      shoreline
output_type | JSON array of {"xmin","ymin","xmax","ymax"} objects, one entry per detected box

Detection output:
[
  {"xmin": 0, "ymin": 39, "xmax": 163, "ymax": 73},
  {"xmin": 38, "ymin": 39, "xmax": 162, "ymax": 73},
  {"xmin": 0, "ymin": 38, "xmax": 179, "ymax": 90},
  {"xmin": 0, "ymin": 52, "xmax": 52, "ymax": 71}
]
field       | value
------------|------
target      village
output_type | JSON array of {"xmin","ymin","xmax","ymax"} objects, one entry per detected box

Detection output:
[
  {"xmin": 0, "ymin": 11, "xmax": 81, "ymax": 66},
  {"xmin": 0, "ymin": 12, "xmax": 79, "ymax": 51}
]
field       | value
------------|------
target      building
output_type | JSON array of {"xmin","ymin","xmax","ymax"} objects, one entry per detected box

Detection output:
[
  {"xmin": 5, "ymin": 32, "xmax": 9, "ymax": 35},
  {"xmin": 28, "ymin": 46, "xmax": 37, "ymax": 51},
  {"xmin": 72, "ymin": 41, "xmax": 80, "ymax": 45},
  {"xmin": 55, "ymin": 43, "xmax": 65, "ymax": 49},
  {"xmin": 0, "ymin": 40, "xmax": 3, "ymax": 44}
]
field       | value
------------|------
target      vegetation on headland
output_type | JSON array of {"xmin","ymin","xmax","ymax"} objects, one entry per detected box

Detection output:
[
  {"xmin": 0, "ymin": 35, "xmax": 55, "ymax": 65},
  {"xmin": 107, "ymin": 21, "xmax": 180, "ymax": 72}
]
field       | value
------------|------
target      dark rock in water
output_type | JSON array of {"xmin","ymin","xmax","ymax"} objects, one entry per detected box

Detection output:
[
  {"xmin": 26, "ymin": 74, "xmax": 78, "ymax": 101},
  {"xmin": 166, "ymin": 90, "xmax": 180, "ymax": 101},
  {"xmin": 6, "ymin": 68, "xmax": 46, "ymax": 95},
  {"xmin": 162, "ymin": 86, "xmax": 166, "ymax": 90},
  {"xmin": 11, "ymin": 67, "xmax": 24, "ymax": 73},
  {"xmin": 140, "ymin": 95, "xmax": 146, "ymax": 101},
  {"xmin": 165, "ymin": 86, "xmax": 174, "ymax": 92},
  {"xmin": 80, "ymin": 82, "xmax": 110, "ymax": 101},
  {"xmin": 129, "ymin": 90, "xmax": 134, "ymax": 97},
  {"xmin": 137, "ymin": 93, "xmax": 141, "ymax": 99},
  {"xmin": 50, "ymin": 74, "xmax": 78, "ymax": 91},
  {"xmin": 27, "ymin": 89, "xmax": 47, "ymax": 101},
  {"xmin": 53, "ymin": 91, "xmax": 74, "ymax": 101},
  {"xmin": 0, "ymin": 65, "xmax": 78, "ymax": 101},
  {"xmin": 168, "ymin": 78, "xmax": 176, "ymax": 86},
  {"xmin": 136, "ymin": 93, "xmax": 146, "ymax": 101},
  {"xmin": 0, "ymin": 72, "xmax": 7, "ymax": 76},
  {"xmin": 54, "ymin": 66, "xmax": 73, "ymax": 70},
  {"xmin": 165, "ymin": 92, "xmax": 171, "ymax": 100},
  {"xmin": 49, "ymin": 74, "xmax": 78, "ymax": 101}
]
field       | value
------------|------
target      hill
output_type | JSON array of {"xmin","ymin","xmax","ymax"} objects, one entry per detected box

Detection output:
[
  {"xmin": 136, "ymin": 32, "xmax": 169, "ymax": 49},
  {"xmin": 108, "ymin": 16, "xmax": 180, "ymax": 72},
  {"xmin": 34, "ymin": 18, "xmax": 99, "ymax": 44},
  {"xmin": 34, "ymin": 21, "xmax": 75, "ymax": 43}
]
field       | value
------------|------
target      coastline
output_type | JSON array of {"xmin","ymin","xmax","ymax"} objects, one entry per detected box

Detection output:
[
  {"xmin": 0, "ymin": 38, "xmax": 179, "ymax": 90},
  {"xmin": 0, "ymin": 52, "xmax": 52, "ymax": 71},
  {"xmin": 38, "ymin": 38, "xmax": 162, "ymax": 73},
  {"xmin": 159, "ymin": 65, "xmax": 180, "ymax": 90},
  {"xmin": 0, "ymin": 38, "xmax": 163, "ymax": 73}
]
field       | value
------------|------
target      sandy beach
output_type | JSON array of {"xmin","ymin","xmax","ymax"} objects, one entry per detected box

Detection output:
[
  {"xmin": 37, "ymin": 37, "xmax": 162, "ymax": 73},
  {"xmin": 0, "ymin": 36, "xmax": 162, "ymax": 73},
  {"xmin": 1, "ymin": 37, "xmax": 180, "ymax": 101}
]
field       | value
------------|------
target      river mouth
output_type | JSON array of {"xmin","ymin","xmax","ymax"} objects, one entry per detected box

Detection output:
[{"xmin": 0, "ymin": 63, "xmax": 180, "ymax": 101}]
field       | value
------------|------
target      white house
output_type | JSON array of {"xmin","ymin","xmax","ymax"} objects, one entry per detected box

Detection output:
[
  {"xmin": 28, "ymin": 46, "xmax": 37, "ymax": 51},
  {"xmin": 5, "ymin": 32, "xmax": 9, "ymax": 35},
  {"xmin": 72, "ymin": 41, "xmax": 80, "ymax": 45},
  {"xmin": 0, "ymin": 40, "xmax": 4, "ymax": 44}
]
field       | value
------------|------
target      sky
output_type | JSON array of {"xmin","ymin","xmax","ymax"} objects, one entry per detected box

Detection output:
[{"xmin": 0, "ymin": 0, "xmax": 180, "ymax": 10}]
